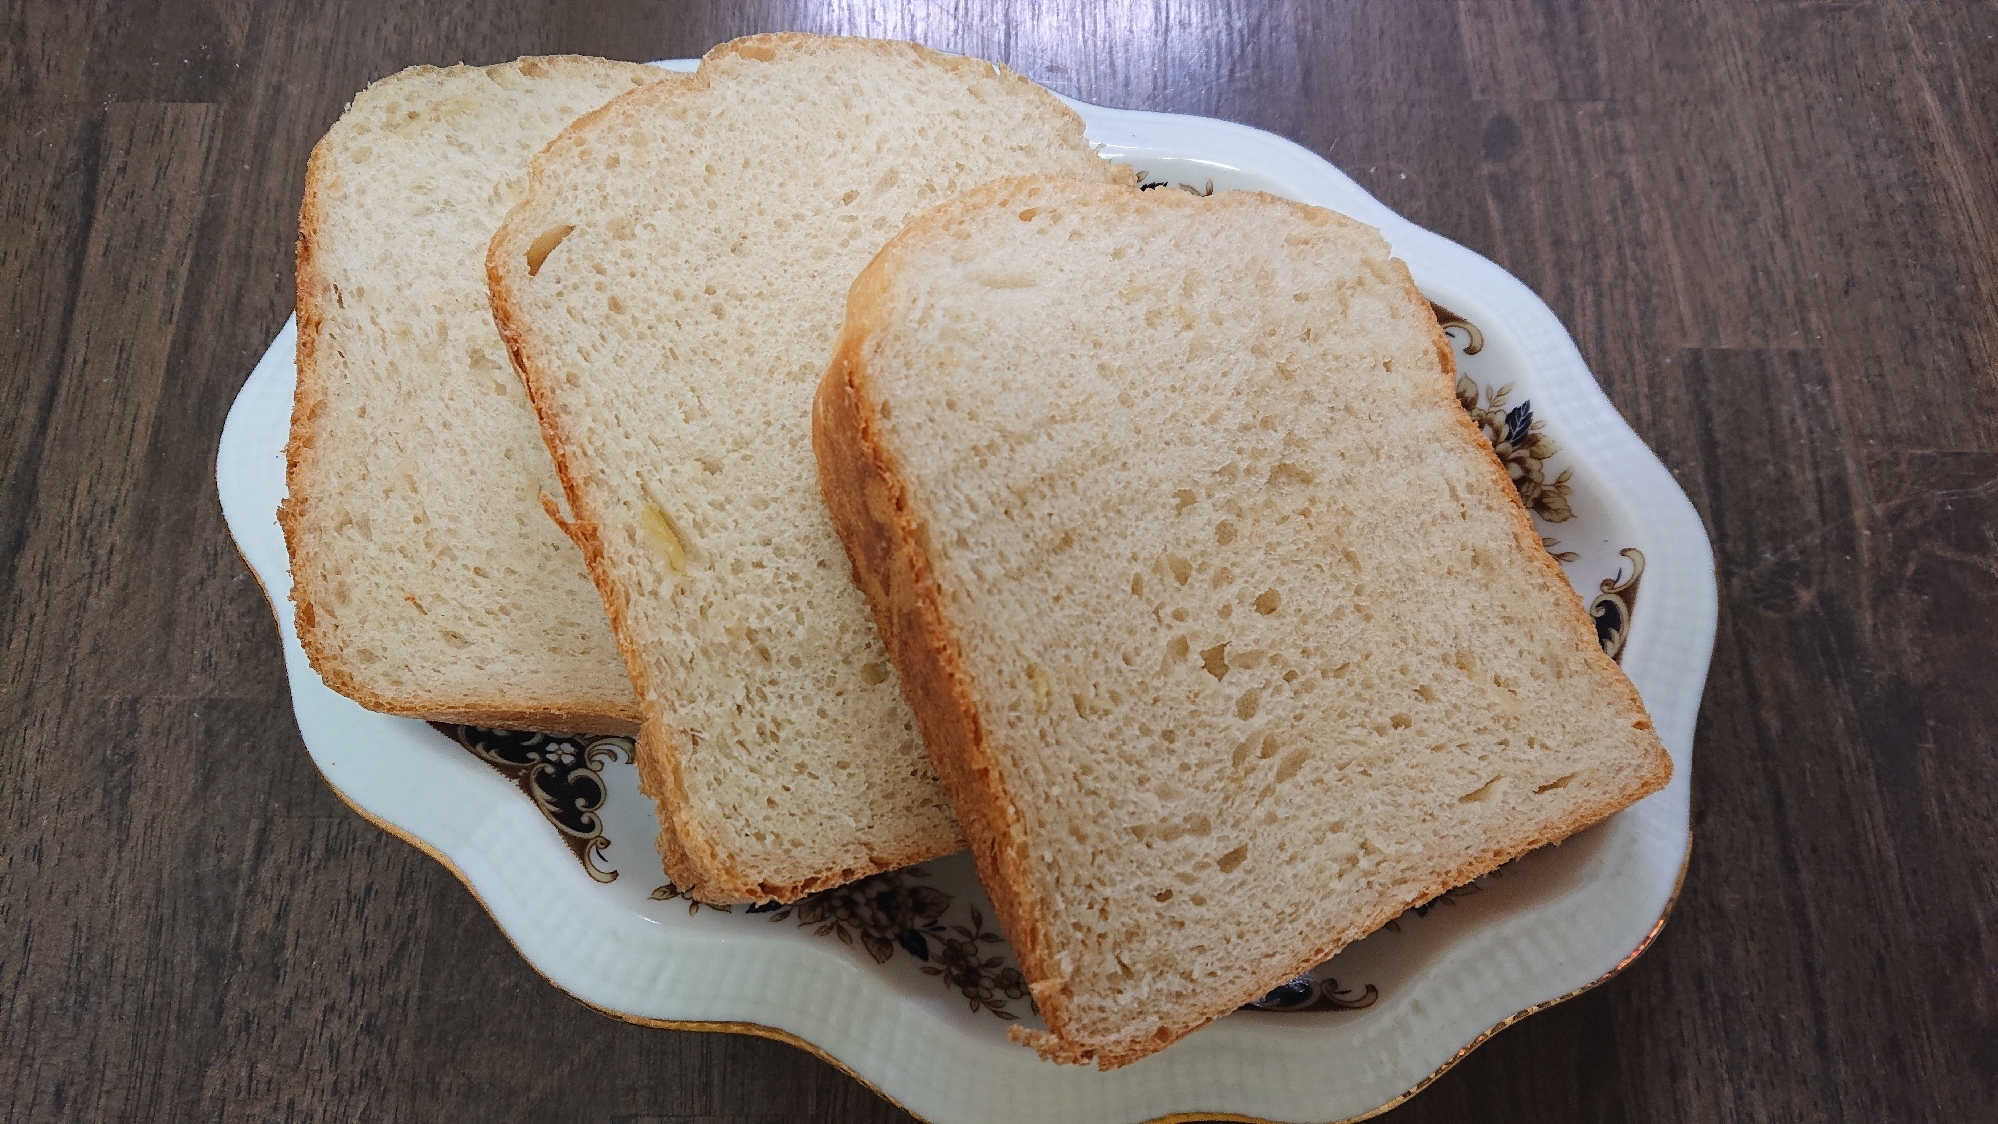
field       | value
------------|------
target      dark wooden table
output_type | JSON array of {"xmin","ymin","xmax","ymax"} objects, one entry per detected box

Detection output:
[{"xmin": 7, "ymin": 2, "xmax": 1995, "ymax": 1120}]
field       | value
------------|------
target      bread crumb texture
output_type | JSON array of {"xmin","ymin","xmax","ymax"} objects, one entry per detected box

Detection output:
[
  {"xmin": 837, "ymin": 177, "xmax": 1670, "ymax": 1066},
  {"xmin": 488, "ymin": 36, "xmax": 1127, "ymax": 901},
  {"xmin": 285, "ymin": 58, "xmax": 669, "ymax": 731}
]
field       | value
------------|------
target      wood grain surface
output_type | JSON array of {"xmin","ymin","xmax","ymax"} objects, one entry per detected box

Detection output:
[{"xmin": 4, "ymin": 2, "xmax": 1994, "ymax": 1121}]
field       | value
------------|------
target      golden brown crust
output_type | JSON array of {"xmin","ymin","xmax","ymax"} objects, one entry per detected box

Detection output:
[
  {"xmin": 815, "ymin": 175, "xmax": 1672, "ymax": 1067},
  {"xmin": 814, "ymin": 253, "xmax": 1076, "ymax": 1051},
  {"xmin": 816, "ymin": 177, "xmax": 1271, "ymax": 1065},
  {"xmin": 280, "ymin": 111, "xmax": 337, "ymax": 707},
  {"xmin": 280, "ymin": 58, "xmax": 659, "ymax": 737}
]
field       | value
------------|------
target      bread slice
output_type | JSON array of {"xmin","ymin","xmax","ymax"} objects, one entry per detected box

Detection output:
[
  {"xmin": 284, "ymin": 57, "xmax": 674, "ymax": 734},
  {"xmin": 485, "ymin": 34, "xmax": 1131, "ymax": 902},
  {"xmin": 814, "ymin": 176, "xmax": 1673, "ymax": 1067}
]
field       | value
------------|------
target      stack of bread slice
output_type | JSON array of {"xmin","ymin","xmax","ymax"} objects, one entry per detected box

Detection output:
[{"xmin": 284, "ymin": 33, "xmax": 1670, "ymax": 1068}]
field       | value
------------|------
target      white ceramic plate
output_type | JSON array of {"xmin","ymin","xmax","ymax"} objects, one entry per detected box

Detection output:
[{"xmin": 217, "ymin": 61, "xmax": 1713, "ymax": 1124}]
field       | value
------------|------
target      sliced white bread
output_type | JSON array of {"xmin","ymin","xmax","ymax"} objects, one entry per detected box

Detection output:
[
  {"xmin": 285, "ymin": 57, "xmax": 673, "ymax": 734},
  {"xmin": 813, "ymin": 176, "xmax": 1673, "ymax": 1067},
  {"xmin": 486, "ymin": 34, "xmax": 1131, "ymax": 902}
]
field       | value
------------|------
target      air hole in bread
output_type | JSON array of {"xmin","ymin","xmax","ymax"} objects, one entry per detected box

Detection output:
[
  {"xmin": 1459, "ymin": 776, "xmax": 1504, "ymax": 803},
  {"xmin": 1200, "ymin": 643, "xmax": 1230, "ymax": 680},
  {"xmin": 525, "ymin": 224, "xmax": 575, "ymax": 275},
  {"xmin": 1268, "ymin": 461, "xmax": 1314, "ymax": 486},
  {"xmin": 972, "ymin": 267, "xmax": 1040, "ymax": 290},
  {"xmin": 1230, "ymin": 736, "xmax": 1256, "ymax": 769},
  {"xmin": 1274, "ymin": 748, "xmax": 1308, "ymax": 783},
  {"xmin": 1235, "ymin": 689, "xmax": 1261, "ymax": 721},
  {"xmin": 1216, "ymin": 845, "xmax": 1249, "ymax": 873},
  {"xmin": 1534, "ymin": 772, "xmax": 1579, "ymax": 794}
]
